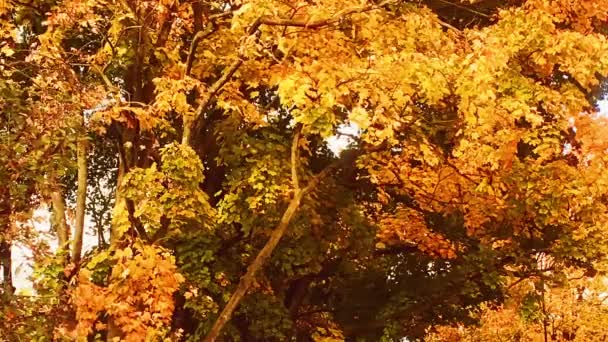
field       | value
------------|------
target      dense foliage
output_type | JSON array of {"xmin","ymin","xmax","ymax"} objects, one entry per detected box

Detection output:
[{"xmin": 2, "ymin": 0, "xmax": 608, "ymax": 341}]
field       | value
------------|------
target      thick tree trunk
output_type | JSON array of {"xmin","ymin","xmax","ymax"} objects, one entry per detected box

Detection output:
[
  {"xmin": 110, "ymin": 151, "xmax": 126, "ymax": 246},
  {"xmin": 0, "ymin": 241, "xmax": 12, "ymax": 295},
  {"xmin": 51, "ymin": 182, "xmax": 69, "ymax": 260},
  {"xmin": 0, "ymin": 187, "xmax": 13, "ymax": 295},
  {"xmin": 106, "ymin": 149, "xmax": 126, "ymax": 341},
  {"xmin": 71, "ymin": 135, "xmax": 88, "ymax": 264}
]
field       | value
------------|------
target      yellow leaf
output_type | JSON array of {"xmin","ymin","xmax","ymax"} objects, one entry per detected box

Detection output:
[
  {"xmin": 1, "ymin": 44, "xmax": 14, "ymax": 57},
  {"xmin": 349, "ymin": 106, "xmax": 370, "ymax": 130}
]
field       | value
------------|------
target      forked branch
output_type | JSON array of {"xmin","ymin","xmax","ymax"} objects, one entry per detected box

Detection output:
[{"xmin": 181, "ymin": 1, "xmax": 391, "ymax": 145}]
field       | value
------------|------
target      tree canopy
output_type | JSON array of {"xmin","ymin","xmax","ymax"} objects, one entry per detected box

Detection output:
[{"xmin": 2, "ymin": 0, "xmax": 608, "ymax": 341}]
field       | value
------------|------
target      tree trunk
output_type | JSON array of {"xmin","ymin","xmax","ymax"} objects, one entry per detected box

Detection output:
[
  {"xmin": 106, "ymin": 147, "xmax": 126, "ymax": 341},
  {"xmin": 51, "ymin": 183, "xmax": 70, "ymax": 261},
  {"xmin": 0, "ymin": 241, "xmax": 12, "ymax": 295},
  {"xmin": 71, "ymin": 134, "xmax": 88, "ymax": 264},
  {"xmin": 0, "ymin": 187, "xmax": 13, "ymax": 295}
]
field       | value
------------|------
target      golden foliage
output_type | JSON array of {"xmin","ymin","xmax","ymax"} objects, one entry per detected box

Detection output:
[{"xmin": 73, "ymin": 245, "xmax": 184, "ymax": 340}]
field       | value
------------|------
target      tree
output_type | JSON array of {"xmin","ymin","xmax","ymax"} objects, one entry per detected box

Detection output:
[
  {"xmin": 426, "ymin": 268, "xmax": 608, "ymax": 342},
  {"xmin": 1, "ymin": 0, "xmax": 608, "ymax": 341}
]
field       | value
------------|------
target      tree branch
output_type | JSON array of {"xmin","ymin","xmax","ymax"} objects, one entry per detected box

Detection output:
[
  {"xmin": 125, "ymin": 198, "xmax": 150, "ymax": 242},
  {"xmin": 291, "ymin": 125, "xmax": 301, "ymax": 191},
  {"xmin": 433, "ymin": 0, "xmax": 490, "ymax": 18},
  {"xmin": 182, "ymin": 57, "xmax": 244, "ymax": 145},
  {"xmin": 182, "ymin": 1, "xmax": 391, "ymax": 145},
  {"xmin": 185, "ymin": 24, "xmax": 217, "ymax": 77},
  {"xmin": 182, "ymin": 18, "xmax": 263, "ymax": 145},
  {"xmin": 257, "ymin": 1, "xmax": 389, "ymax": 28},
  {"xmin": 202, "ymin": 158, "xmax": 342, "ymax": 341}
]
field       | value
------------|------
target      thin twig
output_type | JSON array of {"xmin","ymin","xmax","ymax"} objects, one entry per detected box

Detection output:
[
  {"xmin": 185, "ymin": 24, "xmax": 217, "ymax": 77},
  {"xmin": 434, "ymin": 0, "xmax": 491, "ymax": 18},
  {"xmin": 257, "ymin": 0, "xmax": 390, "ymax": 28},
  {"xmin": 434, "ymin": 17, "xmax": 463, "ymax": 35},
  {"xmin": 182, "ymin": 18, "xmax": 264, "ymax": 145}
]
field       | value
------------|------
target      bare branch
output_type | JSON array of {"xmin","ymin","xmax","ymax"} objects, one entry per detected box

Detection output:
[
  {"xmin": 182, "ymin": 57, "xmax": 244, "ymax": 145},
  {"xmin": 434, "ymin": 0, "xmax": 491, "ymax": 18},
  {"xmin": 258, "ymin": 0, "xmax": 390, "ymax": 28},
  {"xmin": 182, "ymin": 18, "xmax": 263, "ymax": 145},
  {"xmin": 185, "ymin": 24, "xmax": 217, "ymax": 77},
  {"xmin": 434, "ymin": 17, "xmax": 463, "ymax": 35}
]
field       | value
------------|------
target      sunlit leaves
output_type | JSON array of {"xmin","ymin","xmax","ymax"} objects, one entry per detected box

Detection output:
[
  {"xmin": 121, "ymin": 144, "xmax": 215, "ymax": 235},
  {"xmin": 73, "ymin": 245, "xmax": 184, "ymax": 340},
  {"xmin": 428, "ymin": 269, "xmax": 608, "ymax": 341},
  {"xmin": 527, "ymin": 0, "xmax": 608, "ymax": 33},
  {"xmin": 378, "ymin": 206, "xmax": 457, "ymax": 259},
  {"xmin": 111, "ymin": 198, "xmax": 131, "ymax": 239},
  {"xmin": 153, "ymin": 77, "xmax": 202, "ymax": 125},
  {"xmin": 4, "ymin": 0, "xmax": 608, "ymax": 340},
  {"xmin": 216, "ymin": 130, "xmax": 291, "ymax": 230}
]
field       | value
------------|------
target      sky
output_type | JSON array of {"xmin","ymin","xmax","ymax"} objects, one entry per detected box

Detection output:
[
  {"xmin": 600, "ymin": 99, "xmax": 608, "ymax": 116},
  {"xmin": 11, "ymin": 209, "xmax": 99, "ymax": 292}
]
